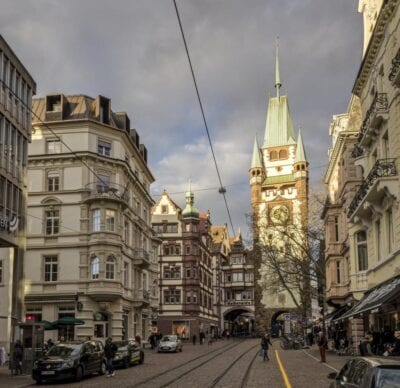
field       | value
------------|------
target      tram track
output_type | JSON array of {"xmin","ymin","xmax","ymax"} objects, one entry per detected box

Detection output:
[
  {"xmin": 131, "ymin": 340, "xmax": 245, "ymax": 387},
  {"xmin": 209, "ymin": 344, "xmax": 259, "ymax": 388}
]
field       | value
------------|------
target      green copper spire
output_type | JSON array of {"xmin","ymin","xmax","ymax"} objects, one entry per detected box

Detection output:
[
  {"xmin": 275, "ymin": 36, "xmax": 281, "ymax": 98},
  {"xmin": 263, "ymin": 41, "xmax": 296, "ymax": 148},
  {"xmin": 295, "ymin": 128, "xmax": 307, "ymax": 162},
  {"xmin": 182, "ymin": 180, "xmax": 199, "ymax": 219},
  {"xmin": 251, "ymin": 136, "xmax": 262, "ymax": 168}
]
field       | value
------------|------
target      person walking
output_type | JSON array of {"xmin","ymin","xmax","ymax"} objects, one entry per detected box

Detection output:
[
  {"xmin": 317, "ymin": 331, "xmax": 327, "ymax": 363},
  {"xmin": 199, "ymin": 331, "xmax": 205, "ymax": 345},
  {"xmin": 192, "ymin": 334, "xmax": 197, "ymax": 345},
  {"xmin": 104, "ymin": 337, "xmax": 117, "ymax": 377},
  {"xmin": 12, "ymin": 340, "xmax": 23, "ymax": 375},
  {"xmin": 260, "ymin": 333, "xmax": 272, "ymax": 361}
]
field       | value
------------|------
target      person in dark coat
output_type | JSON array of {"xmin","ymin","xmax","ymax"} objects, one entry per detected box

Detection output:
[
  {"xmin": 199, "ymin": 331, "xmax": 205, "ymax": 345},
  {"xmin": 261, "ymin": 333, "xmax": 273, "ymax": 361},
  {"xmin": 12, "ymin": 340, "xmax": 23, "ymax": 375},
  {"xmin": 317, "ymin": 331, "xmax": 327, "ymax": 362},
  {"xmin": 104, "ymin": 337, "xmax": 117, "ymax": 377},
  {"xmin": 192, "ymin": 334, "xmax": 197, "ymax": 345}
]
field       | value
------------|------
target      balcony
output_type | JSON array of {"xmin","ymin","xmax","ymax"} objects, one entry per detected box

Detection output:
[
  {"xmin": 357, "ymin": 93, "xmax": 388, "ymax": 148},
  {"xmin": 347, "ymin": 159, "xmax": 397, "ymax": 219},
  {"xmin": 133, "ymin": 289, "xmax": 150, "ymax": 307},
  {"xmin": 326, "ymin": 284, "xmax": 349, "ymax": 302},
  {"xmin": 389, "ymin": 48, "xmax": 400, "ymax": 86},
  {"xmin": 87, "ymin": 281, "xmax": 122, "ymax": 301},
  {"xmin": 84, "ymin": 182, "xmax": 129, "ymax": 207},
  {"xmin": 133, "ymin": 248, "xmax": 150, "ymax": 267}
]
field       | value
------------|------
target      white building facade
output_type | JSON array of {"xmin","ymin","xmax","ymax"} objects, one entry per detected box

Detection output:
[{"xmin": 25, "ymin": 94, "xmax": 159, "ymax": 342}]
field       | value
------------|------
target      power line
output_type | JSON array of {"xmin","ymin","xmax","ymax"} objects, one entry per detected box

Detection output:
[{"xmin": 172, "ymin": 0, "xmax": 236, "ymax": 236}]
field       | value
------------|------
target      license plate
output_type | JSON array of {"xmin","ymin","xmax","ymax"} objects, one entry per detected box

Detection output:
[{"xmin": 41, "ymin": 371, "xmax": 55, "ymax": 375}]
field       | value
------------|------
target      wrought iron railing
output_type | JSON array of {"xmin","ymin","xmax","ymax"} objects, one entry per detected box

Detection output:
[
  {"xmin": 389, "ymin": 48, "xmax": 400, "ymax": 84},
  {"xmin": 357, "ymin": 93, "xmax": 388, "ymax": 143},
  {"xmin": 347, "ymin": 158, "xmax": 397, "ymax": 218}
]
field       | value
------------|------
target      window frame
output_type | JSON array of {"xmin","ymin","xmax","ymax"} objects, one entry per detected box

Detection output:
[
  {"xmin": 44, "ymin": 255, "xmax": 58, "ymax": 282},
  {"xmin": 105, "ymin": 256, "xmax": 115, "ymax": 280},
  {"xmin": 45, "ymin": 208, "xmax": 60, "ymax": 236},
  {"xmin": 356, "ymin": 231, "xmax": 368, "ymax": 271}
]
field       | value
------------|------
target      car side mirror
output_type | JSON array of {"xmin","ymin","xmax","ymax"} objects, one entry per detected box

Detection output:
[{"xmin": 327, "ymin": 372, "xmax": 337, "ymax": 380}]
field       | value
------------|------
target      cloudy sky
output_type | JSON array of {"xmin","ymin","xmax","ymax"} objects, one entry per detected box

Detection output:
[{"xmin": 1, "ymin": 0, "xmax": 362, "ymax": 242}]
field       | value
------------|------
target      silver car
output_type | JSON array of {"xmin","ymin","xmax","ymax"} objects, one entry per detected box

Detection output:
[{"xmin": 157, "ymin": 335, "xmax": 183, "ymax": 353}]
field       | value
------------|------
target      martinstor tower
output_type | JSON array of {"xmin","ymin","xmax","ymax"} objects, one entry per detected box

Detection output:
[{"xmin": 249, "ymin": 42, "xmax": 309, "ymax": 332}]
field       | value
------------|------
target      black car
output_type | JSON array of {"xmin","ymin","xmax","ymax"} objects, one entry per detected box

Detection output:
[
  {"xmin": 112, "ymin": 340, "xmax": 144, "ymax": 368},
  {"xmin": 328, "ymin": 357, "xmax": 400, "ymax": 387},
  {"xmin": 32, "ymin": 340, "xmax": 106, "ymax": 384}
]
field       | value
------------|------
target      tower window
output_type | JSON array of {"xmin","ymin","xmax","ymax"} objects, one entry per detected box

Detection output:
[
  {"xmin": 270, "ymin": 151, "xmax": 278, "ymax": 161},
  {"xmin": 279, "ymin": 149, "xmax": 287, "ymax": 159}
]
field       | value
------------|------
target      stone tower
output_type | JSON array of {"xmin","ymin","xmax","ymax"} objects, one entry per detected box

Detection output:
[{"xmin": 250, "ymin": 42, "xmax": 309, "ymax": 332}]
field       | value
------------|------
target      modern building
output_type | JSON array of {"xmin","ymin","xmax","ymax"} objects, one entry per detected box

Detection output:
[
  {"xmin": 152, "ymin": 189, "xmax": 218, "ymax": 339},
  {"xmin": 25, "ymin": 94, "xmax": 159, "ymax": 342},
  {"xmin": 0, "ymin": 35, "xmax": 36, "ymax": 351},
  {"xmin": 249, "ymin": 45, "xmax": 309, "ymax": 332}
]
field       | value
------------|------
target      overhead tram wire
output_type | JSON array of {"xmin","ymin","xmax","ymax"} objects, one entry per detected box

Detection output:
[
  {"xmin": 172, "ymin": 0, "xmax": 236, "ymax": 235},
  {"xmin": 0, "ymin": 79, "xmax": 153, "ymax": 204}
]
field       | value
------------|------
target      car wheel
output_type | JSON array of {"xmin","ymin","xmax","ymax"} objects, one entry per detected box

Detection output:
[
  {"xmin": 139, "ymin": 352, "xmax": 144, "ymax": 364},
  {"xmin": 99, "ymin": 361, "xmax": 106, "ymax": 375},
  {"xmin": 75, "ymin": 366, "xmax": 83, "ymax": 382}
]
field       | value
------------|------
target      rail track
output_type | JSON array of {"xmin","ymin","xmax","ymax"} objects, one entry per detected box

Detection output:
[{"xmin": 131, "ymin": 340, "xmax": 245, "ymax": 387}]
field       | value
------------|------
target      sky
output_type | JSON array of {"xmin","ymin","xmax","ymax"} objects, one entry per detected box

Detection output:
[{"xmin": 1, "ymin": 0, "xmax": 363, "ymax": 243}]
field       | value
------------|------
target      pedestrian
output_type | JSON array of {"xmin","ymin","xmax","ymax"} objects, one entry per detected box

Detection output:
[
  {"xmin": 260, "ymin": 333, "xmax": 272, "ymax": 361},
  {"xmin": 12, "ymin": 340, "xmax": 23, "ymax": 375},
  {"xmin": 47, "ymin": 338, "xmax": 54, "ymax": 350},
  {"xmin": 226, "ymin": 331, "xmax": 230, "ymax": 340},
  {"xmin": 317, "ymin": 331, "xmax": 327, "ymax": 363},
  {"xmin": 104, "ymin": 337, "xmax": 117, "ymax": 377},
  {"xmin": 192, "ymin": 334, "xmax": 197, "ymax": 345},
  {"xmin": 199, "ymin": 331, "xmax": 205, "ymax": 345}
]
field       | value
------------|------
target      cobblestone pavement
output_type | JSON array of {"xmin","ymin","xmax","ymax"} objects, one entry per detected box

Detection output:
[{"xmin": 0, "ymin": 339, "xmax": 353, "ymax": 388}]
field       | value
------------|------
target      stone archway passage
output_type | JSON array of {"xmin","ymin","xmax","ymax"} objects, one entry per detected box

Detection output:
[{"xmin": 223, "ymin": 308, "xmax": 255, "ymax": 336}]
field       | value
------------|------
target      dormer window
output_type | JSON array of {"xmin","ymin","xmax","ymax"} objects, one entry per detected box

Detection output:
[
  {"xmin": 46, "ymin": 95, "xmax": 62, "ymax": 112},
  {"xmin": 161, "ymin": 205, "xmax": 168, "ymax": 215},
  {"xmin": 98, "ymin": 96, "xmax": 110, "ymax": 124},
  {"xmin": 98, "ymin": 139, "xmax": 111, "ymax": 157}
]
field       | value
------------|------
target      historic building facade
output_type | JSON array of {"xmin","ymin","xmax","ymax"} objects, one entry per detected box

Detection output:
[
  {"xmin": 249, "ymin": 47, "xmax": 309, "ymax": 332},
  {"xmin": 25, "ymin": 94, "xmax": 159, "ymax": 342},
  {"xmin": 0, "ymin": 35, "xmax": 36, "ymax": 351},
  {"xmin": 322, "ymin": 0, "xmax": 400, "ymax": 351},
  {"xmin": 152, "ymin": 189, "xmax": 218, "ymax": 339},
  {"xmin": 322, "ymin": 95, "xmax": 363, "ymax": 345}
]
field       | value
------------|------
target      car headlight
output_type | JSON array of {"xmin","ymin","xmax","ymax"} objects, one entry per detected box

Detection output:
[
  {"xmin": 61, "ymin": 359, "xmax": 74, "ymax": 368},
  {"xmin": 115, "ymin": 352, "xmax": 127, "ymax": 360}
]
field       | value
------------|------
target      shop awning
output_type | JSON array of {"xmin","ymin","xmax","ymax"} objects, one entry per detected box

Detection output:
[
  {"xmin": 338, "ymin": 275, "xmax": 400, "ymax": 321},
  {"xmin": 325, "ymin": 305, "xmax": 350, "ymax": 325}
]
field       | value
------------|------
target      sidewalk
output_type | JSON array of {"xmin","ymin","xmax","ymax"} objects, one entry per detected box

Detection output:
[
  {"xmin": 302, "ymin": 345, "xmax": 353, "ymax": 373},
  {"xmin": 0, "ymin": 367, "xmax": 33, "ymax": 388}
]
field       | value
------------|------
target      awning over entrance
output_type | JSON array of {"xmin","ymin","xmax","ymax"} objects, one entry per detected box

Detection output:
[
  {"xmin": 325, "ymin": 305, "xmax": 350, "ymax": 325},
  {"xmin": 338, "ymin": 276, "xmax": 400, "ymax": 321}
]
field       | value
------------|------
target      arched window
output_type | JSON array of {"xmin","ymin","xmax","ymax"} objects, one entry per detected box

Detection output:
[
  {"xmin": 279, "ymin": 149, "xmax": 287, "ymax": 159},
  {"xmin": 106, "ymin": 256, "xmax": 115, "ymax": 280},
  {"xmin": 91, "ymin": 256, "xmax": 100, "ymax": 280},
  {"xmin": 270, "ymin": 151, "xmax": 278, "ymax": 161}
]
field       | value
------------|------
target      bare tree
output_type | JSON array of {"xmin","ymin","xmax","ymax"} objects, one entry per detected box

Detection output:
[{"xmin": 252, "ymin": 191, "xmax": 326, "ymax": 318}]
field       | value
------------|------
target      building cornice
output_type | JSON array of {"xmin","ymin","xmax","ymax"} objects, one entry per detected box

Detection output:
[{"xmin": 353, "ymin": 0, "xmax": 398, "ymax": 96}]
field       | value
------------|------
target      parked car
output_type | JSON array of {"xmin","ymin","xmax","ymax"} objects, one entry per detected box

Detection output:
[
  {"xmin": 112, "ymin": 340, "xmax": 144, "ymax": 368},
  {"xmin": 32, "ymin": 340, "xmax": 106, "ymax": 384},
  {"xmin": 157, "ymin": 335, "xmax": 183, "ymax": 353},
  {"xmin": 328, "ymin": 357, "xmax": 400, "ymax": 387}
]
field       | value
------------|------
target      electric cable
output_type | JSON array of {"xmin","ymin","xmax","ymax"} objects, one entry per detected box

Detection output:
[{"xmin": 172, "ymin": 0, "xmax": 236, "ymax": 235}]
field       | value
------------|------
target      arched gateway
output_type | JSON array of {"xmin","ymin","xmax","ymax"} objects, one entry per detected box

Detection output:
[{"xmin": 223, "ymin": 307, "xmax": 255, "ymax": 336}]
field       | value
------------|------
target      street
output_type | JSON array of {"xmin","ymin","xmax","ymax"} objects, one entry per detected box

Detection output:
[{"xmin": 0, "ymin": 339, "xmax": 351, "ymax": 388}]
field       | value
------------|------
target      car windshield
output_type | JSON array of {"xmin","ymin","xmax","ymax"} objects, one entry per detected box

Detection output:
[
  {"xmin": 47, "ymin": 344, "xmax": 82, "ymax": 357},
  {"xmin": 162, "ymin": 336, "xmax": 177, "ymax": 342},
  {"xmin": 376, "ymin": 367, "xmax": 400, "ymax": 388}
]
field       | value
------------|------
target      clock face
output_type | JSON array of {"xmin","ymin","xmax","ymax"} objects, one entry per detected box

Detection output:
[{"xmin": 270, "ymin": 205, "xmax": 289, "ymax": 224}]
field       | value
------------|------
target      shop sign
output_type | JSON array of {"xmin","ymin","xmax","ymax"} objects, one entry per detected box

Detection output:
[{"xmin": 0, "ymin": 215, "xmax": 19, "ymax": 233}]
